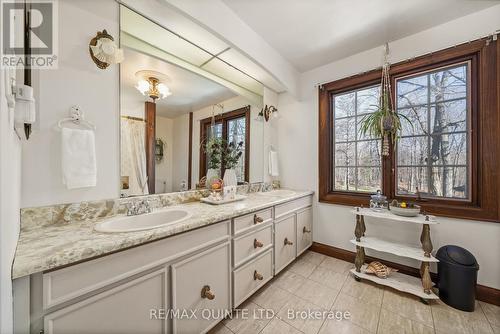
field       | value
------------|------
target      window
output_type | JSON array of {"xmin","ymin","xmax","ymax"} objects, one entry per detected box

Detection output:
[
  {"xmin": 396, "ymin": 62, "xmax": 470, "ymax": 200},
  {"xmin": 227, "ymin": 117, "xmax": 247, "ymax": 183},
  {"xmin": 333, "ymin": 85, "xmax": 382, "ymax": 192},
  {"xmin": 200, "ymin": 106, "xmax": 250, "ymax": 183},
  {"xmin": 318, "ymin": 39, "xmax": 499, "ymax": 222}
]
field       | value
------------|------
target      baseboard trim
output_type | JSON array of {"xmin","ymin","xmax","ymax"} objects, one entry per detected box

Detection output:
[{"xmin": 309, "ymin": 242, "xmax": 500, "ymax": 306}]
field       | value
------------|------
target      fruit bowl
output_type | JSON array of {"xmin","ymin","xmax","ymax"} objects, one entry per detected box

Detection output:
[{"xmin": 389, "ymin": 204, "xmax": 421, "ymax": 217}]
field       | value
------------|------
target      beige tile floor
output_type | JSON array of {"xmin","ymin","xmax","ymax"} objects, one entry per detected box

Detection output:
[{"xmin": 210, "ymin": 251, "xmax": 500, "ymax": 334}]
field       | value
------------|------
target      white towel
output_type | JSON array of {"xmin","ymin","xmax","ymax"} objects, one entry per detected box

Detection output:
[
  {"xmin": 61, "ymin": 127, "xmax": 97, "ymax": 189},
  {"xmin": 269, "ymin": 149, "xmax": 279, "ymax": 177}
]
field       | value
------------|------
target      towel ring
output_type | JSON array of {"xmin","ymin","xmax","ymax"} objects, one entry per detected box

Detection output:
[{"xmin": 58, "ymin": 106, "xmax": 96, "ymax": 131}]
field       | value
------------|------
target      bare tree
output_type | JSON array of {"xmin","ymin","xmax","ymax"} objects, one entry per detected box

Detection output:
[{"xmin": 396, "ymin": 65, "xmax": 467, "ymax": 198}]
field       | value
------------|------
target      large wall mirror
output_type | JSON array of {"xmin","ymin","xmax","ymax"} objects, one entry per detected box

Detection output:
[{"xmin": 119, "ymin": 5, "xmax": 264, "ymax": 197}]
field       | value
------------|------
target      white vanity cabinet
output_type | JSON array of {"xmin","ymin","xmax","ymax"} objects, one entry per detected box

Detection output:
[
  {"xmin": 274, "ymin": 196, "xmax": 313, "ymax": 274},
  {"xmin": 18, "ymin": 194, "xmax": 313, "ymax": 334},
  {"xmin": 35, "ymin": 221, "xmax": 231, "ymax": 334}
]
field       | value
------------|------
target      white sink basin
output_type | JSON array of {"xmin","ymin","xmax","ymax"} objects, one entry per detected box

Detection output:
[
  {"xmin": 257, "ymin": 189, "xmax": 296, "ymax": 197},
  {"xmin": 95, "ymin": 208, "xmax": 192, "ymax": 233}
]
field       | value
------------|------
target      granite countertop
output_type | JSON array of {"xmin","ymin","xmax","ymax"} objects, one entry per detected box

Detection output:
[{"xmin": 12, "ymin": 190, "xmax": 313, "ymax": 279}]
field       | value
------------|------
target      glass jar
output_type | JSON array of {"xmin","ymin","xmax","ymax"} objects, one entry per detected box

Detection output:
[{"xmin": 370, "ymin": 190, "xmax": 388, "ymax": 212}]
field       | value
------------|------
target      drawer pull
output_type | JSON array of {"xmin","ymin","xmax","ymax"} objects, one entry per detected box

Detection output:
[
  {"xmin": 254, "ymin": 270, "xmax": 264, "ymax": 280},
  {"xmin": 254, "ymin": 239, "xmax": 264, "ymax": 248},
  {"xmin": 201, "ymin": 285, "xmax": 215, "ymax": 300},
  {"xmin": 303, "ymin": 226, "xmax": 311, "ymax": 233},
  {"xmin": 284, "ymin": 238, "xmax": 293, "ymax": 246},
  {"xmin": 254, "ymin": 214, "xmax": 264, "ymax": 224}
]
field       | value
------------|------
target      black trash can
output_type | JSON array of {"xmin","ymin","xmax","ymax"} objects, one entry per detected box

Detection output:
[{"xmin": 436, "ymin": 245, "xmax": 479, "ymax": 312}]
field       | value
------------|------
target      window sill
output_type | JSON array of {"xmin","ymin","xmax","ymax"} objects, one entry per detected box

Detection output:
[{"xmin": 319, "ymin": 193, "xmax": 499, "ymax": 223}]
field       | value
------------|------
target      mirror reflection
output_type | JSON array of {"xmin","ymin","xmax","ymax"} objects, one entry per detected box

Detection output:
[{"xmin": 120, "ymin": 47, "xmax": 264, "ymax": 197}]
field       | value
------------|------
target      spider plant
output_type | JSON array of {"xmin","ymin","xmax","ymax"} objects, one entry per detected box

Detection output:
[{"xmin": 359, "ymin": 91, "xmax": 411, "ymax": 155}]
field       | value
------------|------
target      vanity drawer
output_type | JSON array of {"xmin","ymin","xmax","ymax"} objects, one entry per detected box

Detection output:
[
  {"xmin": 233, "ymin": 208, "xmax": 273, "ymax": 235},
  {"xmin": 296, "ymin": 207, "xmax": 313, "ymax": 256},
  {"xmin": 233, "ymin": 223, "xmax": 273, "ymax": 267},
  {"xmin": 233, "ymin": 249, "xmax": 273, "ymax": 308},
  {"xmin": 43, "ymin": 220, "xmax": 230, "ymax": 310},
  {"xmin": 274, "ymin": 214, "xmax": 296, "ymax": 274},
  {"xmin": 171, "ymin": 241, "xmax": 231, "ymax": 334},
  {"xmin": 275, "ymin": 196, "xmax": 312, "ymax": 219}
]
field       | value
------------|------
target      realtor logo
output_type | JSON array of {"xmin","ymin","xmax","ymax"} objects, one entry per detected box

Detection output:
[{"xmin": 1, "ymin": 0, "xmax": 58, "ymax": 68}]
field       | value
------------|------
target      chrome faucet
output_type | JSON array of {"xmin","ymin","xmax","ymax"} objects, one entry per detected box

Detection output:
[
  {"xmin": 126, "ymin": 199, "xmax": 151, "ymax": 216},
  {"xmin": 261, "ymin": 182, "xmax": 273, "ymax": 192},
  {"xmin": 242, "ymin": 181, "xmax": 250, "ymax": 193}
]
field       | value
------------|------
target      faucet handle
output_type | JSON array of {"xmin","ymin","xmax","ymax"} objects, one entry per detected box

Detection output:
[
  {"xmin": 143, "ymin": 199, "xmax": 151, "ymax": 213},
  {"xmin": 126, "ymin": 201, "xmax": 137, "ymax": 215}
]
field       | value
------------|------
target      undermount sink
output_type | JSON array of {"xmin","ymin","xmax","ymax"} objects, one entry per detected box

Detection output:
[
  {"xmin": 95, "ymin": 208, "xmax": 192, "ymax": 233},
  {"xmin": 257, "ymin": 189, "xmax": 296, "ymax": 197}
]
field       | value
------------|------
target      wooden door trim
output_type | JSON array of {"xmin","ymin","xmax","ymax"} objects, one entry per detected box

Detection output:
[{"xmin": 145, "ymin": 101, "xmax": 156, "ymax": 194}]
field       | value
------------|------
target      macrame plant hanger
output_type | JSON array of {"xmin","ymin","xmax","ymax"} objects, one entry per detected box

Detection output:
[
  {"xmin": 209, "ymin": 103, "xmax": 224, "ymax": 138},
  {"xmin": 380, "ymin": 43, "xmax": 395, "ymax": 156},
  {"xmin": 210, "ymin": 105, "xmax": 216, "ymax": 138}
]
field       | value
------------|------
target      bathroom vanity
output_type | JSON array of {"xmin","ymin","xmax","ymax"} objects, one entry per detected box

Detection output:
[{"xmin": 12, "ymin": 191, "xmax": 313, "ymax": 334}]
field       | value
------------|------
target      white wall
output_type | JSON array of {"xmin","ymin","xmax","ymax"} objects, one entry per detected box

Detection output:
[
  {"xmin": 155, "ymin": 116, "xmax": 174, "ymax": 193},
  {"xmin": 172, "ymin": 113, "xmax": 189, "ymax": 191},
  {"xmin": 21, "ymin": 0, "xmax": 120, "ymax": 208},
  {"xmin": 278, "ymin": 5, "xmax": 500, "ymax": 289},
  {"xmin": 262, "ymin": 87, "xmax": 280, "ymax": 183},
  {"xmin": 0, "ymin": 69, "xmax": 22, "ymax": 333}
]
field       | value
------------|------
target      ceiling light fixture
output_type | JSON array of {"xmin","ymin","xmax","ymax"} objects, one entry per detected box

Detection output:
[{"xmin": 135, "ymin": 70, "xmax": 172, "ymax": 102}]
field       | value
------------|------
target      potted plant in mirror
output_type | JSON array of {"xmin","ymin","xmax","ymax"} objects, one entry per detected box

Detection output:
[
  {"xmin": 222, "ymin": 140, "xmax": 244, "ymax": 186},
  {"xmin": 203, "ymin": 136, "xmax": 223, "ymax": 188}
]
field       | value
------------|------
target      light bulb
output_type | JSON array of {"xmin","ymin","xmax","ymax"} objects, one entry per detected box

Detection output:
[
  {"xmin": 157, "ymin": 83, "xmax": 172, "ymax": 99},
  {"xmin": 136, "ymin": 80, "xmax": 150, "ymax": 95}
]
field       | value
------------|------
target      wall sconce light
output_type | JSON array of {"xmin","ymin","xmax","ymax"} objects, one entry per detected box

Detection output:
[
  {"xmin": 257, "ymin": 105, "xmax": 278, "ymax": 122},
  {"xmin": 155, "ymin": 138, "xmax": 165, "ymax": 162},
  {"xmin": 89, "ymin": 30, "xmax": 123, "ymax": 69},
  {"xmin": 135, "ymin": 70, "xmax": 172, "ymax": 102}
]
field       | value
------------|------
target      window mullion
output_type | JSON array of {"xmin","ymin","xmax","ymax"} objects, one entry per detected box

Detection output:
[
  {"xmin": 426, "ymin": 73, "xmax": 432, "ymax": 196},
  {"xmin": 354, "ymin": 92, "xmax": 358, "ymax": 191}
]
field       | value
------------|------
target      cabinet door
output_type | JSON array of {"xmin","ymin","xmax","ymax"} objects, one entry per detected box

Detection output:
[
  {"xmin": 274, "ymin": 214, "xmax": 296, "ymax": 274},
  {"xmin": 296, "ymin": 207, "xmax": 313, "ymax": 255},
  {"xmin": 171, "ymin": 242, "xmax": 231, "ymax": 334},
  {"xmin": 44, "ymin": 268, "xmax": 168, "ymax": 334}
]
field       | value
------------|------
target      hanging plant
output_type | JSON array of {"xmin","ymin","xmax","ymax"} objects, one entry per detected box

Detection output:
[
  {"xmin": 203, "ymin": 104, "xmax": 226, "ymax": 170},
  {"xmin": 359, "ymin": 43, "xmax": 411, "ymax": 156}
]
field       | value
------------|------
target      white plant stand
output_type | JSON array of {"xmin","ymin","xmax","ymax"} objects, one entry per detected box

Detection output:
[{"xmin": 350, "ymin": 207, "xmax": 439, "ymax": 303}]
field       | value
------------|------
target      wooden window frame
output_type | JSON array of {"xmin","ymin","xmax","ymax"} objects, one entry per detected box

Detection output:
[
  {"xmin": 199, "ymin": 105, "xmax": 251, "ymax": 183},
  {"xmin": 319, "ymin": 39, "xmax": 499, "ymax": 222}
]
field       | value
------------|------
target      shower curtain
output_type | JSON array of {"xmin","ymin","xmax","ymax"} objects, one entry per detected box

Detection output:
[{"xmin": 122, "ymin": 119, "xmax": 149, "ymax": 195}]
